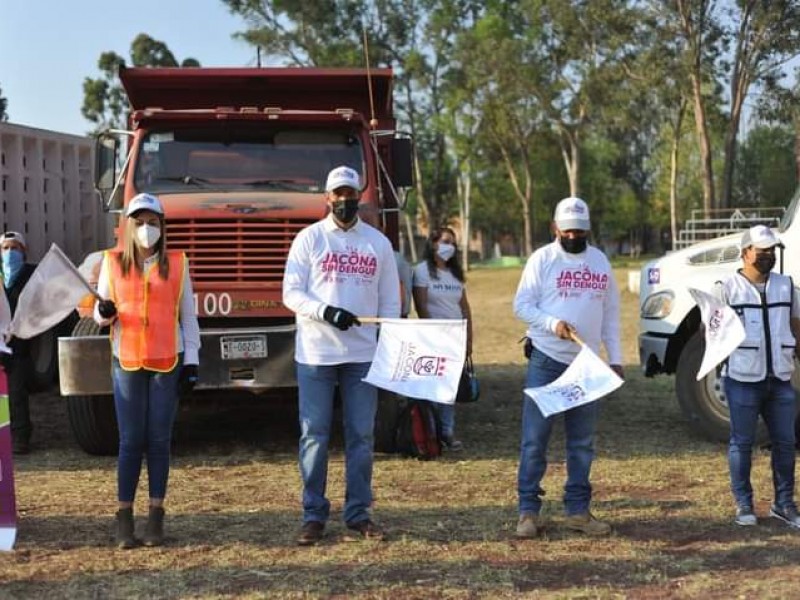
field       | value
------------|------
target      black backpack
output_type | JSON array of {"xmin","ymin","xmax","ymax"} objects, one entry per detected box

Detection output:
[{"xmin": 394, "ymin": 400, "xmax": 442, "ymax": 460}]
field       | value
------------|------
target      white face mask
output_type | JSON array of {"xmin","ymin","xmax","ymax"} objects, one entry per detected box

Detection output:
[
  {"xmin": 436, "ymin": 242, "xmax": 456, "ymax": 261},
  {"xmin": 136, "ymin": 224, "xmax": 161, "ymax": 249}
]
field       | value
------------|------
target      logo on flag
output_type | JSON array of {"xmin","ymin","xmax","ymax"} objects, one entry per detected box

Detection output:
[
  {"xmin": 688, "ymin": 287, "xmax": 746, "ymax": 380},
  {"xmin": 364, "ymin": 319, "xmax": 466, "ymax": 404},
  {"xmin": 525, "ymin": 345, "xmax": 623, "ymax": 417},
  {"xmin": 413, "ymin": 356, "xmax": 447, "ymax": 376}
]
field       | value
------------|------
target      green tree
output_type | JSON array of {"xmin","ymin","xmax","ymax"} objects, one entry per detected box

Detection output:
[
  {"xmin": 0, "ymin": 84, "xmax": 8, "ymax": 121},
  {"xmin": 719, "ymin": 1, "xmax": 800, "ymax": 208},
  {"xmin": 81, "ymin": 34, "xmax": 200, "ymax": 131},
  {"xmin": 222, "ymin": 0, "xmax": 484, "ymax": 228},
  {"xmin": 734, "ymin": 124, "xmax": 797, "ymax": 207}
]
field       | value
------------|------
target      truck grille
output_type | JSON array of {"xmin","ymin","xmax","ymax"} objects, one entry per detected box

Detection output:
[{"xmin": 166, "ymin": 219, "xmax": 315, "ymax": 283}]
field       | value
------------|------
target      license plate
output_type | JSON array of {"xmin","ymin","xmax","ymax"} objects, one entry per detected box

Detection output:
[{"xmin": 220, "ymin": 335, "xmax": 267, "ymax": 360}]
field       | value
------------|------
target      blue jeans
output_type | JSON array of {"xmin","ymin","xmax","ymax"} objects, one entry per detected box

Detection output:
[
  {"xmin": 113, "ymin": 359, "xmax": 181, "ymax": 503},
  {"xmin": 518, "ymin": 348, "xmax": 598, "ymax": 516},
  {"xmin": 296, "ymin": 361, "xmax": 377, "ymax": 525},
  {"xmin": 433, "ymin": 403, "xmax": 456, "ymax": 439},
  {"xmin": 723, "ymin": 376, "xmax": 797, "ymax": 509}
]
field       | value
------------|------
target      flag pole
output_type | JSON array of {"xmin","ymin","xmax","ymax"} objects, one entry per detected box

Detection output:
[
  {"xmin": 50, "ymin": 244, "xmax": 102, "ymax": 301},
  {"xmin": 569, "ymin": 330, "xmax": 586, "ymax": 346}
]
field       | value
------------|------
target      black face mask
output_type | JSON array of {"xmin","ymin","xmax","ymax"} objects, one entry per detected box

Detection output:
[
  {"xmin": 331, "ymin": 199, "xmax": 360, "ymax": 225},
  {"xmin": 754, "ymin": 254, "xmax": 776, "ymax": 275},
  {"xmin": 559, "ymin": 236, "xmax": 588, "ymax": 254}
]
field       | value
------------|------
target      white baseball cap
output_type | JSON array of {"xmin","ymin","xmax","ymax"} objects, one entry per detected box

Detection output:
[
  {"xmin": 554, "ymin": 197, "xmax": 591, "ymax": 231},
  {"xmin": 125, "ymin": 193, "xmax": 164, "ymax": 217},
  {"xmin": 740, "ymin": 225, "xmax": 781, "ymax": 250},
  {"xmin": 0, "ymin": 231, "xmax": 26, "ymax": 249},
  {"xmin": 0, "ymin": 231, "xmax": 28, "ymax": 250},
  {"xmin": 325, "ymin": 166, "xmax": 362, "ymax": 192}
]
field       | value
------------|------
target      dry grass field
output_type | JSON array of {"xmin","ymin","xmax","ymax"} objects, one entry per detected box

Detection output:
[{"xmin": 4, "ymin": 266, "xmax": 800, "ymax": 599}]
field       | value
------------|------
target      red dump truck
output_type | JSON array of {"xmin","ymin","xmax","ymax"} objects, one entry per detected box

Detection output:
[{"xmin": 58, "ymin": 66, "xmax": 413, "ymax": 454}]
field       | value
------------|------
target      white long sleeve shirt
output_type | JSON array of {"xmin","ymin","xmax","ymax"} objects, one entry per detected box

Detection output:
[
  {"xmin": 94, "ymin": 253, "xmax": 201, "ymax": 365},
  {"xmin": 283, "ymin": 215, "xmax": 401, "ymax": 365},
  {"xmin": 514, "ymin": 241, "xmax": 622, "ymax": 365}
]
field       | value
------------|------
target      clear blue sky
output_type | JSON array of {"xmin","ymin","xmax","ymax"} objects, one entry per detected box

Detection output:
[{"xmin": 0, "ymin": 0, "xmax": 259, "ymax": 136}]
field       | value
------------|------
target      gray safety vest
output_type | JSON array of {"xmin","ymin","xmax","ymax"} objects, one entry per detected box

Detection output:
[{"xmin": 722, "ymin": 271, "xmax": 796, "ymax": 382}]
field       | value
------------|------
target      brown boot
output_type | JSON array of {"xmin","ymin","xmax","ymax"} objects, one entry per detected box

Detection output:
[
  {"xmin": 143, "ymin": 506, "xmax": 165, "ymax": 547},
  {"xmin": 115, "ymin": 508, "xmax": 138, "ymax": 549}
]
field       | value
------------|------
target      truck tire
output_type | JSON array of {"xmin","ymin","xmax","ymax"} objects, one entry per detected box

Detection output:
[
  {"xmin": 676, "ymin": 330, "xmax": 768, "ymax": 444},
  {"xmin": 374, "ymin": 390, "xmax": 403, "ymax": 453},
  {"xmin": 27, "ymin": 328, "xmax": 58, "ymax": 392},
  {"xmin": 27, "ymin": 312, "xmax": 79, "ymax": 392},
  {"xmin": 65, "ymin": 318, "xmax": 118, "ymax": 456}
]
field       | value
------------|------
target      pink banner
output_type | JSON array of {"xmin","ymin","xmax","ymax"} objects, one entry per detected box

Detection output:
[{"xmin": 0, "ymin": 367, "xmax": 17, "ymax": 551}]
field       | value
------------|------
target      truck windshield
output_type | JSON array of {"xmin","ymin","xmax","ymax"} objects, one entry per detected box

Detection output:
[{"xmin": 133, "ymin": 127, "xmax": 364, "ymax": 194}]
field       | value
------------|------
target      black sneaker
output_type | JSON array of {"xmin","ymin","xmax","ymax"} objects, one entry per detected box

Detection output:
[
  {"xmin": 297, "ymin": 521, "xmax": 325, "ymax": 546},
  {"xmin": 734, "ymin": 505, "xmax": 757, "ymax": 526},
  {"xmin": 769, "ymin": 504, "xmax": 800, "ymax": 529}
]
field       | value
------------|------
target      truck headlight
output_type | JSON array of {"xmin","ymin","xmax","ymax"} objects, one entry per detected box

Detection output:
[{"xmin": 641, "ymin": 291, "xmax": 674, "ymax": 318}]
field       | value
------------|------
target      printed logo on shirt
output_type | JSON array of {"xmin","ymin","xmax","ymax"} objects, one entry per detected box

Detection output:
[
  {"xmin": 319, "ymin": 245, "xmax": 378, "ymax": 285},
  {"xmin": 430, "ymin": 281, "xmax": 462, "ymax": 293},
  {"xmin": 556, "ymin": 266, "xmax": 608, "ymax": 293}
]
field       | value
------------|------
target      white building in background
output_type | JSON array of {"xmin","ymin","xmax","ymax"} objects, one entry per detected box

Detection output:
[{"xmin": 0, "ymin": 121, "xmax": 114, "ymax": 263}]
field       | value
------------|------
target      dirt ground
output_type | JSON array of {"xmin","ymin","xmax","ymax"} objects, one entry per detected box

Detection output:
[{"xmin": 4, "ymin": 266, "xmax": 800, "ymax": 599}]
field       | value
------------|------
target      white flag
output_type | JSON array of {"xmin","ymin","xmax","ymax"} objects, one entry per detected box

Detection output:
[
  {"xmin": 8, "ymin": 244, "xmax": 93, "ymax": 340},
  {"xmin": 0, "ymin": 291, "xmax": 11, "ymax": 353},
  {"xmin": 363, "ymin": 319, "xmax": 467, "ymax": 404},
  {"xmin": 688, "ymin": 287, "xmax": 746, "ymax": 381},
  {"xmin": 524, "ymin": 345, "xmax": 623, "ymax": 418}
]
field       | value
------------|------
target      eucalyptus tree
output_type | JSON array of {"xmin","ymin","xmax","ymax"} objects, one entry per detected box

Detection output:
[
  {"xmin": 81, "ymin": 34, "xmax": 200, "ymax": 131},
  {"xmin": 222, "ymin": 0, "xmax": 481, "ymax": 228},
  {"xmin": 664, "ymin": 0, "xmax": 724, "ymax": 216},
  {"xmin": 450, "ymin": 10, "xmax": 544, "ymax": 255},
  {"xmin": 718, "ymin": 0, "xmax": 800, "ymax": 208},
  {"xmin": 518, "ymin": 0, "xmax": 645, "ymax": 198}
]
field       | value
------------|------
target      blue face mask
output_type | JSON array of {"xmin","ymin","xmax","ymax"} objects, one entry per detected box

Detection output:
[{"xmin": 2, "ymin": 249, "xmax": 24, "ymax": 287}]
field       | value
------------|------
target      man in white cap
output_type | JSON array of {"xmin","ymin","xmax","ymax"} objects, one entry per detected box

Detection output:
[
  {"xmin": 716, "ymin": 224, "xmax": 800, "ymax": 529},
  {"xmin": 0, "ymin": 231, "xmax": 37, "ymax": 454},
  {"xmin": 512, "ymin": 197, "xmax": 622, "ymax": 539},
  {"xmin": 283, "ymin": 165, "xmax": 400, "ymax": 546}
]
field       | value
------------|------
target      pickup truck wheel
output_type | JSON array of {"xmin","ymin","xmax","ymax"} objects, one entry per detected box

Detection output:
[
  {"xmin": 676, "ymin": 330, "xmax": 768, "ymax": 444},
  {"xmin": 374, "ymin": 390, "xmax": 402, "ymax": 453},
  {"xmin": 65, "ymin": 318, "xmax": 118, "ymax": 456}
]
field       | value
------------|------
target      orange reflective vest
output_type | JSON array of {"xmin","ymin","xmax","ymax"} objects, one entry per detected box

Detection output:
[{"xmin": 106, "ymin": 250, "xmax": 185, "ymax": 372}]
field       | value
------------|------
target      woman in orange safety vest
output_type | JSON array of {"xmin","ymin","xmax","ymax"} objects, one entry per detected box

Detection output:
[{"xmin": 94, "ymin": 193, "xmax": 200, "ymax": 549}]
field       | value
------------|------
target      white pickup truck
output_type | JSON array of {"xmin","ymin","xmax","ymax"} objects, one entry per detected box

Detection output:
[{"xmin": 638, "ymin": 189, "xmax": 800, "ymax": 442}]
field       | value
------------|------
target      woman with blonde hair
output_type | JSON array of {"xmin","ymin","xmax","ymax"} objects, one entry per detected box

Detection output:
[{"xmin": 94, "ymin": 192, "xmax": 200, "ymax": 549}]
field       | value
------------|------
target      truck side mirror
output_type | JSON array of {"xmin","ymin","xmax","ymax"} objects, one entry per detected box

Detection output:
[
  {"xmin": 391, "ymin": 138, "xmax": 414, "ymax": 189},
  {"xmin": 94, "ymin": 134, "xmax": 124, "ymax": 211},
  {"xmin": 95, "ymin": 135, "xmax": 118, "ymax": 194}
]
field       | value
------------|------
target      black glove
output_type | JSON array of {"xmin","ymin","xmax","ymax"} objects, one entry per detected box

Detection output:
[
  {"xmin": 0, "ymin": 352, "xmax": 11, "ymax": 370},
  {"xmin": 179, "ymin": 364, "xmax": 199, "ymax": 396},
  {"xmin": 98, "ymin": 299, "xmax": 117, "ymax": 319},
  {"xmin": 322, "ymin": 306, "xmax": 360, "ymax": 331}
]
